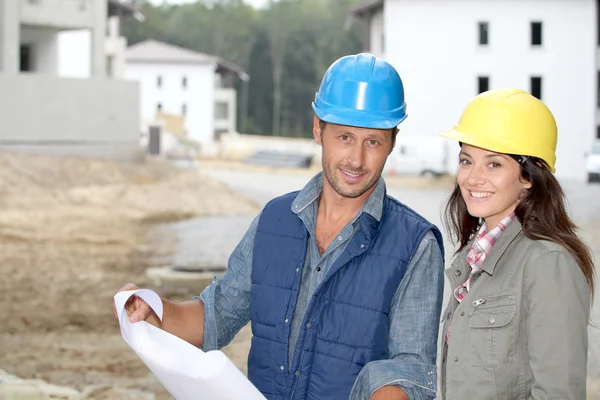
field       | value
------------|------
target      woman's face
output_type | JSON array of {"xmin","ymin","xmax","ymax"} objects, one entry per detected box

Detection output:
[{"xmin": 457, "ymin": 144, "xmax": 532, "ymax": 228}]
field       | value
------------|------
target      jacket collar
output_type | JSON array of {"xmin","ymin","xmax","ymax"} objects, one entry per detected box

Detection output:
[{"xmin": 453, "ymin": 218, "xmax": 524, "ymax": 276}]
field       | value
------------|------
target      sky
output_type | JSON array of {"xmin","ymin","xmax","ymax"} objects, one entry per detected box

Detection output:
[{"xmin": 149, "ymin": 0, "xmax": 269, "ymax": 9}]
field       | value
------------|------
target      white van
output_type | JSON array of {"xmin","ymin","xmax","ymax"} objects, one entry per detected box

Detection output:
[
  {"xmin": 384, "ymin": 136, "xmax": 451, "ymax": 177},
  {"xmin": 586, "ymin": 140, "xmax": 600, "ymax": 183}
]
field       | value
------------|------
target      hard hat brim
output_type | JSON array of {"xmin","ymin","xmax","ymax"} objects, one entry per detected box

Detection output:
[
  {"xmin": 440, "ymin": 128, "xmax": 556, "ymax": 173},
  {"xmin": 312, "ymin": 103, "xmax": 407, "ymax": 130}
]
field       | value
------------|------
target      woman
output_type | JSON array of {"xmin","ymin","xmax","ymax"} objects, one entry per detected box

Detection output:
[{"xmin": 439, "ymin": 88, "xmax": 595, "ymax": 399}]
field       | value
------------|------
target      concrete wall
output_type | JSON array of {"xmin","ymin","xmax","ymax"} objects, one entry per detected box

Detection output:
[
  {"xmin": 20, "ymin": 0, "xmax": 97, "ymax": 30},
  {"xmin": 17, "ymin": 0, "xmax": 107, "ymax": 77},
  {"xmin": 0, "ymin": 73, "xmax": 140, "ymax": 159},
  {"xmin": 58, "ymin": 27, "xmax": 127, "ymax": 79},
  {"xmin": 58, "ymin": 29, "xmax": 92, "ymax": 78},
  {"xmin": 126, "ymin": 62, "xmax": 216, "ymax": 147},
  {"xmin": 383, "ymin": 0, "xmax": 597, "ymax": 181},
  {"xmin": 21, "ymin": 26, "xmax": 59, "ymax": 74},
  {"xmin": 105, "ymin": 16, "xmax": 127, "ymax": 78},
  {"xmin": 0, "ymin": 0, "xmax": 20, "ymax": 73}
]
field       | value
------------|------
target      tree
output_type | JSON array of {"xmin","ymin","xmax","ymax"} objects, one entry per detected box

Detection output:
[
  {"xmin": 262, "ymin": 0, "xmax": 299, "ymax": 136},
  {"xmin": 121, "ymin": 0, "xmax": 363, "ymax": 137},
  {"xmin": 246, "ymin": 28, "xmax": 274, "ymax": 135}
]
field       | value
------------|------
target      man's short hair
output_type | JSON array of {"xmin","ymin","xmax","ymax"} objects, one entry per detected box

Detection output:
[{"xmin": 318, "ymin": 120, "xmax": 399, "ymax": 142}]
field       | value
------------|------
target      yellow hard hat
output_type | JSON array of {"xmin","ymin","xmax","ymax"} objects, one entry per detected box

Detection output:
[{"xmin": 441, "ymin": 88, "xmax": 558, "ymax": 172}]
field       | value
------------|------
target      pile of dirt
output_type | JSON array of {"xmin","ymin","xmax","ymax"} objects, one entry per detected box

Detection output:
[
  {"xmin": 0, "ymin": 151, "xmax": 259, "ymax": 334},
  {"xmin": 0, "ymin": 150, "xmax": 261, "ymax": 398},
  {"xmin": 0, "ymin": 151, "xmax": 258, "ymax": 246}
]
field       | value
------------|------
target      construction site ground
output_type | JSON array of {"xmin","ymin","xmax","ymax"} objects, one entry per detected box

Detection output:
[{"xmin": 1, "ymin": 153, "xmax": 599, "ymax": 399}]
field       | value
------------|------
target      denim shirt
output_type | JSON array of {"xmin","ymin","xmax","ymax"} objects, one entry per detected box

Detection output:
[
  {"xmin": 288, "ymin": 172, "xmax": 385, "ymax": 366},
  {"xmin": 198, "ymin": 173, "xmax": 444, "ymax": 399}
]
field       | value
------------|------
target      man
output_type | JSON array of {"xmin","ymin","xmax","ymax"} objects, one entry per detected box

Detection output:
[{"xmin": 114, "ymin": 53, "xmax": 445, "ymax": 400}]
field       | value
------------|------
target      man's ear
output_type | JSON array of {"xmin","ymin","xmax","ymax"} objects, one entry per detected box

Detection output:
[
  {"xmin": 313, "ymin": 116, "xmax": 323, "ymax": 145},
  {"xmin": 390, "ymin": 128, "xmax": 399, "ymax": 154}
]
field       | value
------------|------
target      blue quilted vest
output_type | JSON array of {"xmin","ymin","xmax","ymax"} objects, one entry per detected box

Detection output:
[{"xmin": 248, "ymin": 191, "xmax": 442, "ymax": 400}]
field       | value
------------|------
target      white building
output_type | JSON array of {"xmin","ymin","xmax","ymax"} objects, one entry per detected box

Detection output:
[
  {"xmin": 125, "ymin": 40, "xmax": 248, "ymax": 152},
  {"xmin": 0, "ymin": 0, "xmax": 140, "ymax": 159},
  {"xmin": 58, "ymin": 0, "xmax": 144, "ymax": 79},
  {"xmin": 350, "ymin": 0, "xmax": 598, "ymax": 182}
]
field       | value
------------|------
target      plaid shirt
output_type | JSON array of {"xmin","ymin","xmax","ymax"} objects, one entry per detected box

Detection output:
[{"xmin": 446, "ymin": 212, "xmax": 516, "ymax": 343}]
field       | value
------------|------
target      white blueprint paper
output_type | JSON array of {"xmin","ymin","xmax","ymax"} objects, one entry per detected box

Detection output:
[{"xmin": 114, "ymin": 289, "xmax": 266, "ymax": 400}]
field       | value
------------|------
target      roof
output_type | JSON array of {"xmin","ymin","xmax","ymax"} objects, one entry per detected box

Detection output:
[
  {"xmin": 126, "ymin": 40, "xmax": 246, "ymax": 76},
  {"xmin": 349, "ymin": 0, "xmax": 383, "ymax": 17}
]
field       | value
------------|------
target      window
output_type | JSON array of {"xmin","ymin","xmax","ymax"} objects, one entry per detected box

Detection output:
[
  {"xmin": 478, "ymin": 22, "xmax": 489, "ymax": 46},
  {"xmin": 215, "ymin": 102, "xmax": 229, "ymax": 119},
  {"xmin": 157, "ymin": 76, "xmax": 162, "ymax": 88},
  {"xmin": 477, "ymin": 76, "xmax": 489, "ymax": 94},
  {"xmin": 182, "ymin": 76, "xmax": 187, "ymax": 89},
  {"xmin": 531, "ymin": 22, "xmax": 543, "ymax": 46},
  {"xmin": 20, "ymin": 45, "xmax": 33, "ymax": 72},
  {"xmin": 106, "ymin": 56, "xmax": 114, "ymax": 78},
  {"xmin": 182, "ymin": 104, "xmax": 187, "ymax": 115},
  {"xmin": 530, "ymin": 76, "xmax": 542, "ymax": 99}
]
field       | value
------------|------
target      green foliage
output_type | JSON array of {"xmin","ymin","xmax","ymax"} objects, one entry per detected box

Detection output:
[{"xmin": 123, "ymin": 0, "xmax": 363, "ymax": 137}]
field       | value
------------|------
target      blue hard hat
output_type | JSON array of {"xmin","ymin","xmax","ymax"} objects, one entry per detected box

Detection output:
[{"xmin": 312, "ymin": 53, "xmax": 407, "ymax": 130}]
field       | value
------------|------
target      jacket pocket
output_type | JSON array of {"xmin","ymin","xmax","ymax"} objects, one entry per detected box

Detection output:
[{"xmin": 469, "ymin": 296, "xmax": 517, "ymax": 367}]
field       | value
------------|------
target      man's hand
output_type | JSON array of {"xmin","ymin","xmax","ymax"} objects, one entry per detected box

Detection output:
[
  {"xmin": 368, "ymin": 386, "xmax": 409, "ymax": 400},
  {"xmin": 112, "ymin": 283, "xmax": 159, "ymax": 325},
  {"xmin": 112, "ymin": 282, "xmax": 204, "ymax": 347}
]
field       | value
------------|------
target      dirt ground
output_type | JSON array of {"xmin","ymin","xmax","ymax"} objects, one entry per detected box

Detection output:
[{"xmin": 0, "ymin": 151, "xmax": 258, "ymax": 399}]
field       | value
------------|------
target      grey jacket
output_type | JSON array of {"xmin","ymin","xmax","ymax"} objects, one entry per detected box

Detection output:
[{"xmin": 441, "ymin": 219, "xmax": 590, "ymax": 400}]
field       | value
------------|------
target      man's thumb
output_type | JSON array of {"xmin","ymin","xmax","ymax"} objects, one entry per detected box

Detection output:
[{"xmin": 129, "ymin": 310, "xmax": 141, "ymax": 323}]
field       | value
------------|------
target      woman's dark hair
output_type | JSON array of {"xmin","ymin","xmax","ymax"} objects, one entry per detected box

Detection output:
[{"xmin": 444, "ymin": 156, "xmax": 595, "ymax": 298}]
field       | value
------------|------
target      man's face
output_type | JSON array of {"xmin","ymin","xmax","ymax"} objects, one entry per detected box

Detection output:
[{"xmin": 313, "ymin": 117, "xmax": 395, "ymax": 199}]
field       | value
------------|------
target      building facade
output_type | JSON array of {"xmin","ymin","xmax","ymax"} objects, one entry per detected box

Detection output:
[
  {"xmin": 125, "ymin": 40, "xmax": 247, "ymax": 153},
  {"xmin": 351, "ymin": 0, "xmax": 597, "ymax": 182},
  {"xmin": 58, "ymin": 0, "xmax": 143, "ymax": 79},
  {"xmin": 0, "ymin": 0, "xmax": 141, "ymax": 160}
]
